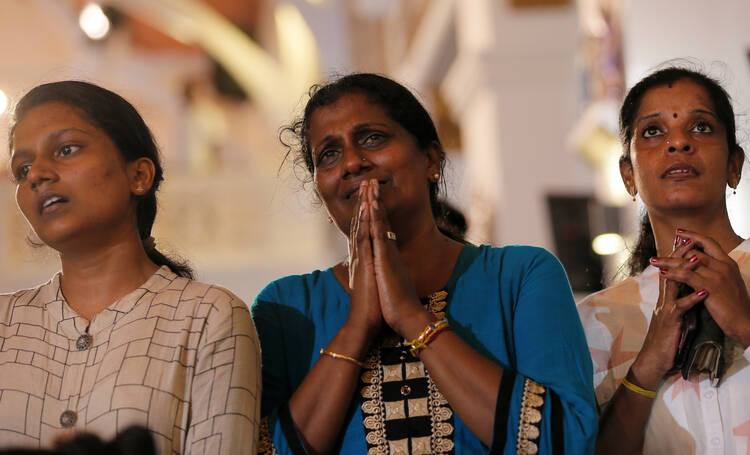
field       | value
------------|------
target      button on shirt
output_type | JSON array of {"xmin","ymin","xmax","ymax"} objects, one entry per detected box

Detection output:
[
  {"xmin": 0, "ymin": 267, "xmax": 261, "ymax": 454},
  {"xmin": 578, "ymin": 239, "xmax": 750, "ymax": 455}
]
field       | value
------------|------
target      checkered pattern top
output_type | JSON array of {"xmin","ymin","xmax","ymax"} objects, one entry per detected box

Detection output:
[{"xmin": 0, "ymin": 266, "xmax": 261, "ymax": 454}]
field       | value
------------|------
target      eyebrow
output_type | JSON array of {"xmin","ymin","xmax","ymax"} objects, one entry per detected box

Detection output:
[
  {"xmin": 636, "ymin": 108, "xmax": 718, "ymax": 125},
  {"xmin": 10, "ymin": 127, "xmax": 91, "ymax": 165}
]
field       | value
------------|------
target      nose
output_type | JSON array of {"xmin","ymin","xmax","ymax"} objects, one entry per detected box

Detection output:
[
  {"xmin": 341, "ymin": 145, "xmax": 371, "ymax": 177},
  {"xmin": 26, "ymin": 158, "xmax": 57, "ymax": 190},
  {"xmin": 666, "ymin": 132, "xmax": 692, "ymax": 153}
]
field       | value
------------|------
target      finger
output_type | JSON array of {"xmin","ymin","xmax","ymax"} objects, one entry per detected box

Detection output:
[
  {"xmin": 651, "ymin": 256, "xmax": 700, "ymax": 270},
  {"xmin": 674, "ymin": 288, "xmax": 708, "ymax": 313},
  {"xmin": 670, "ymin": 235, "xmax": 696, "ymax": 258},
  {"xmin": 661, "ymin": 267, "xmax": 704, "ymax": 291},
  {"xmin": 675, "ymin": 229, "xmax": 729, "ymax": 260}
]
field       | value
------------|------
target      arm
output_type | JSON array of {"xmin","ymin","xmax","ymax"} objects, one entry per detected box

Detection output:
[
  {"xmin": 366, "ymin": 180, "xmax": 596, "ymax": 450},
  {"xmin": 190, "ymin": 287, "xmax": 261, "ymax": 455},
  {"xmin": 254, "ymin": 181, "xmax": 382, "ymax": 455},
  {"xmin": 596, "ymin": 237, "xmax": 706, "ymax": 455}
]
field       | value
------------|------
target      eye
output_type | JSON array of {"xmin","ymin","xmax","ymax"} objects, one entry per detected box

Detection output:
[
  {"xmin": 58, "ymin": 144, "xmax": 81, "ymax": 156},
  {"xmin": 690, "ymin": 121, "xmax": 713, "ymax": 134},
  {"xmin": 13, "ymin": 164, "xmax": 31, "ymax": 182},
  {"xmin": 360, "ymin": 132, "xmax": 385, "ymax": 147},
  {"xmin": 642, "ymin": 125, "xmax": 663, "ymax": 138},
  {"xmin": 316, "ymin": 147, "xmax": 340, "ymax": 167}
]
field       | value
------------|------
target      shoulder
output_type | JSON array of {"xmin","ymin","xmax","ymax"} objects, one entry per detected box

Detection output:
[
  {"xmin": 472, "ymin": 244, "xmax": 566, "ymax": 283},
  {"xmin": 0, "ymin": 275, "xmax": 59, "ymax": 311},
  {"xmin": 253, "ymin": 269, "xmax": 334, "ymax": 308},
  {"xmin": 577, "ymin": 271, "xmax": 651, "ymax": 324}
]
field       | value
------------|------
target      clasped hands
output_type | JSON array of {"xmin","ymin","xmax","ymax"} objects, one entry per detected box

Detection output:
[
  {"xmin": 633, "ymin": 230, "xmax": 750, "ymax": 387},
  {"xmin": 346, "ymin": 179, "xmax": 433, "ymax": 341}
]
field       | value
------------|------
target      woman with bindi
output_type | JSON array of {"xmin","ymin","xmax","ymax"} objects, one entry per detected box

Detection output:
[
  {"xmin": 0, "ymin": 81, "xmax": 260, "ymax": 454},
  {"xmin": 578, "ymin": 67, "xmax": 750, "ymax": 454},
  {"xmin": 253, "ymin": 73, "xmax": 597, "ymax": 454}
]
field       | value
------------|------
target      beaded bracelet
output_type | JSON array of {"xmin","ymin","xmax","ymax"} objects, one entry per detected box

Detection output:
[
  {"xmin": 621, "ymin": 376, "xmax": 657, "ymax": 399},
  {"xmin": 404, "ymin": 317, "xmax": 451, "ymax": 356},
  {"xmin": 320, "ymin": 348, "xmax": 366, "ymax": 368}
]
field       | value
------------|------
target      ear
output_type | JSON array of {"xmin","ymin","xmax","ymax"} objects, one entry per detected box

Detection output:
[
  {"xmin": 127, "ymin": 157, "xmax": 156, "ymax": 196},
  {"xmin": 728, "ymin": 146, "xmax": 745, "ymax": 188},
  {"xmin": 619, "ymin": 157, "xmax": 636, "ymax": 197},
  {"xmin": 425, "ymin": 141, "xmax": 443, "ymax": 182}
]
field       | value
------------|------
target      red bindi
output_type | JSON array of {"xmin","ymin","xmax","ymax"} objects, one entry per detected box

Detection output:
[{"xmin": 673, "ymin": 113, "xmax": 678, "ymax": 118}]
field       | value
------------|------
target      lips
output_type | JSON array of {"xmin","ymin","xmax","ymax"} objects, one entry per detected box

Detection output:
[
  {"xmin": 662, "ymin": 163, "xmax": 699, "ymax": 178},
  {"xmin": 38, "ymin": 193, "xmax": 69, "ymax": 214}
]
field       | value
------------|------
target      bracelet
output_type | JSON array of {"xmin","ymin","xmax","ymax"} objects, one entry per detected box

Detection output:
[
  {"xmin": 319, "ymin": 348, "xmax": 365, "ymax": 368},
  {"xmin": 404, "ymin": 317, "xmax": 451, "ymax": 356},
  {"xmin": 621, "ymin": 376, "xmax": 657, "ymax": 399}
]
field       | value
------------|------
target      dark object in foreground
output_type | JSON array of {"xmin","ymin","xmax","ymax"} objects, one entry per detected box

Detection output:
[
  {"xmin": 0, "ymin": 426, "xmax": 156, "ymax": 455},
  {"xmin": 673, "ymin": 271, "xmax": 724, "ymax": 386}
]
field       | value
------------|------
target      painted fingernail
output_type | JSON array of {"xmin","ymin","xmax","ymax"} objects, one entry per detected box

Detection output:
[
  {"xmin": 674, "ymin": 236, "xmax": 682, "ymax": 248},
  {"xmin": 677, "ymin": 228, "xmax": 685, "ymax": 233},
  {"xmin": 683, "ymin": 239, "xmax": 691, "ymax": 246},
  {"xmin": 689, "ymin": 255, "xmax": 698, "ymax": 263},
  {"xmin": 650, "ymin": 257, "xmax": 658, "ymax": 263},
  {"xmin": 660, "ymin": 269, "xmax": 667, "ymax": 275},
  {"xmin": 697, "ymin": 289, "xmax": 708, "ymax": 296}
]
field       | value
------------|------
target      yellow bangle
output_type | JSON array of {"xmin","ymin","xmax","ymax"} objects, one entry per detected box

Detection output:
[
  {"xmin": 319, "ymin": 348, "xmax": 365, "ymax": 368},
  {"xmin": 621, "ymin": 377, "xmax": 657, "ymax": 399}
]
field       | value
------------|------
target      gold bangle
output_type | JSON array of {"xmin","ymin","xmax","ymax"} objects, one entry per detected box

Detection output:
[
  {"xmin": 404, "ymin": 317, "xmax": 450, "ymax": 356},
  {"xmin": 621, "ymin": 376, "xmax": 657, "ymax": 399},
  {"xmin": 319, "ymin": 348, "xmax": 365, "ymax": 368}
]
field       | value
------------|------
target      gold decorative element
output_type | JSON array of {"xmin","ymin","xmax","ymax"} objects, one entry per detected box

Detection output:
[
  {"xmin": 258, "ymin": 417, "xmax": 279, "ymax": 455},
  {"xmin": 358, "ymin": 289, "xmax": 455, "ymax": 454},
  {"xmin": 517, "ymin": 378, "xmax": 546, "ymax": 455}
]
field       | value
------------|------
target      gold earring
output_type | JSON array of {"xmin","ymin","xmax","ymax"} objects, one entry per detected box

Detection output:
[
  {"xmin": 136, "ymin": 185, "xmax": 144, "ymax": 194},
  {"xmin": 432, "ymin": 173, "xmax": 440, "ymax": 181}
]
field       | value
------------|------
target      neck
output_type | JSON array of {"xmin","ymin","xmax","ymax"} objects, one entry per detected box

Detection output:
[
  {"xmin": 649, "ymin": 203, "xmax": 743, "ymax": 257},
  {"xmin": 388, "ymin": 209, "xmax": 464, "ymax": 296},
  {"xmin": 57, "ymin": 232, "xmax": 158, "ymax": 321}
]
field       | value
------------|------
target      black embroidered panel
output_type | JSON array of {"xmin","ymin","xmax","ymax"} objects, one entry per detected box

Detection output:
[{"xmin": 359, "ymin": 291, "xmax": 455, "ymax": 455}]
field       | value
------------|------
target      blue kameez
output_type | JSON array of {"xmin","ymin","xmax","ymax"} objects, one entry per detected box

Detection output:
[{"xmin": 252, "ymin": 244, "xmax": 596, "ymax": 454}]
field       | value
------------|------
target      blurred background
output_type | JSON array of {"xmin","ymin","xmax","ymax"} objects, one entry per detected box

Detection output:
[{"xmin": 0, "ymin": 0, "xmax": 748, "ymax": 302}]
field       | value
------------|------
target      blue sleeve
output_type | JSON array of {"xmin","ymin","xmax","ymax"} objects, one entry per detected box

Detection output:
[
  {"xmin": 491, "ymin": 248, "xmax": 597, "ymax": 454},
  {"xmin": 252, "ymin": 283, "xmax": 310, "ymax": 455}
]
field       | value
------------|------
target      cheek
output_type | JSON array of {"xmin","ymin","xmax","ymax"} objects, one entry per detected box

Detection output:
[{"xmin": 15, "ymin": 185, "xmax": 35, "ymax": 220}]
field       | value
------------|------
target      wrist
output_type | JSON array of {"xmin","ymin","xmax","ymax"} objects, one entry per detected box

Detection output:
[
  {"xmin": 339, "ymin": 321, "xmax": 379, "ymax": 356},
  {"xmin": 392, "ymin": 307, "xmax": 434, "ymax": 340},
  {"xmin": 629, "ymin": 355, "xmax": 666, "ymax": 391}
]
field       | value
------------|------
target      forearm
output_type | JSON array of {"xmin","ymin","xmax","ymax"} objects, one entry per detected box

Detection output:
[
  {"xmin": 596, "ymin": 368, "xmax": 658, "ymax": 455},
  {"xmin": 288, "ymin": 323, "xmax": 375, "ymax": 455},
  {"xmin": 404, "ymin": 312, "xmax": 502, "ymax": 445}
]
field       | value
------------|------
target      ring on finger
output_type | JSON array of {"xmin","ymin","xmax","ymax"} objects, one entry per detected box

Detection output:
[{"xmin": 386, "ymin": 231, "xmax": 397, "ymax": 241}]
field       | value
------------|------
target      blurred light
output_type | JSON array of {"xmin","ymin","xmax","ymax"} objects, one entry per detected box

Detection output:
[
  {"xmin": 306, "ymin": 0, "xmax": 327, "ymax": 4},
  {"xmin": 0, "ymin": 90, "xmax": 7, "ymax": 115},
  {"xmin": 79, "ymin": 3, "xmax": 111, "ymax": 40},
  {"xmin": 592, "ymin": 233, "xmax": 626, "ymax": 256}
]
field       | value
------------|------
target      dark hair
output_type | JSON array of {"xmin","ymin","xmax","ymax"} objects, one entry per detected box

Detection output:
[
  {"xmin": 619, "ymin": 66, "xmax": 741, "ymax": 275},
  {"xmin": 280, "ymin": 73, "xmax": 462, "ymax": 241},
  {"xmin": 9, "ymin": 81, "xmax": 194, "ymax": 279}
]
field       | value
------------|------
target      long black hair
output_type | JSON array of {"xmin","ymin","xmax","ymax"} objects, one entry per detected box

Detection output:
[
  {"xmin": 9, "ymin": 81, "xmax": 194, "ymax": 279},
  {"xmin": 280, "ymin": 73, "xmax": 462, "ymax": 241},
  {"xmin": 620, "ymin": 67, "xmax": 742, "ymax": 275}
]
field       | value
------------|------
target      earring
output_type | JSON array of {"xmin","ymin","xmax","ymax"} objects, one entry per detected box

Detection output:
[
  {"xmin": 136, "ymin": 185, "xmax": 144, "ymax": 194},
  {"xmin": 432, "ymin": 173, "xmax": 440, "ymax": 181}
]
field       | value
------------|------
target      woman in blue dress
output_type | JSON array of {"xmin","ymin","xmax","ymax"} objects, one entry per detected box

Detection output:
[{"xmin": 252, "ymin": 73, "xmax": 596, "ymax": 454}]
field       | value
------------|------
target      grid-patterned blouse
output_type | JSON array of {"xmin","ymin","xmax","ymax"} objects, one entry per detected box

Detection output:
[{"xmin": 0, "ymin": 266, "xmax": 261, "ymax": 454}]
